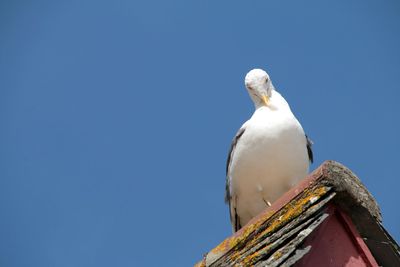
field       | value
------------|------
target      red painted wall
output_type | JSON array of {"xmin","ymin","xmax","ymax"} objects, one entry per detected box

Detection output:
[{"xmin": 296, "ymin": 206, "xmax": 378, "ymax": 267}]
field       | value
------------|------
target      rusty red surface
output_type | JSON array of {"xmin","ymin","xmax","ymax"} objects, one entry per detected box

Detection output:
[
  {"xmin": 296, "ymin": 205, "xmax": 379, "ymax": 267},
  {"xmin": 337, "ymin": 208, "xmax": 379, "ymax": 266}
]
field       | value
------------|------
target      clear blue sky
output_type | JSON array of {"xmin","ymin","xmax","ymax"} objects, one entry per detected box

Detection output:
[{"xmin": 1, "ymin": 1, "xmax": 399, "ymax": 266}]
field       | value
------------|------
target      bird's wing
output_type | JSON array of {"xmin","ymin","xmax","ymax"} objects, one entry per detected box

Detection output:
[
  {"xmin": 225, "ymin": 126, "xmax": 246, "ymax": 232},
  {"xmin": 306, "ymin": 134, "xmax": 314, "ymax": 163}
]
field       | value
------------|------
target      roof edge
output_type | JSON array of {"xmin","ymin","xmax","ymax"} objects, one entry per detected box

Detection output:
[{"xmin": 318, "ymin": 160, "xmax": 382, "ymax": 222}]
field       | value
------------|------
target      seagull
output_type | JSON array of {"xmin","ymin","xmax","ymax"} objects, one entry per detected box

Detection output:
[{"xmin": 225, "ymin": 69, "xmax": 313, "ymax": 232}]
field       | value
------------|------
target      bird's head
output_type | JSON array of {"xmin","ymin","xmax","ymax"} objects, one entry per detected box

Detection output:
[{"xmin": 245, "ymin": 69, "xmax": 273, "ymax": 108}]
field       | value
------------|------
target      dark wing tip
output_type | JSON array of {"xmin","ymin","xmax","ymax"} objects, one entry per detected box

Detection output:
[{"xmin": 306, "ymin": 135, "xmax": 314, "ymax": 163}]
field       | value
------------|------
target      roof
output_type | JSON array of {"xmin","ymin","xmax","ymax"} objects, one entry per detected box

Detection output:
[{"xmin": 196, "ymin": 161, "xmax": 400, "ymax": 266}]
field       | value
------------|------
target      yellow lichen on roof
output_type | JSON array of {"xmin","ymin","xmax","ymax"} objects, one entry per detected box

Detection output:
[
  {"xmin": 229, "ymin": 185, "xmax": 330, "ymax": 265},
  {"xmin": 272, "ymin": 250, "xmax": 283, "ymax": 260},
  {"xmin": 207, "ymin": 209, "xmax": 276, "ymax": 257},
  {"xmin": 262, "ymin": 186, "xmax": 328, "ymax": 234},
  {"xmin": 196, "ymin": 185, "xmax": 330, "ymax": 266},
  {"xmin": 193, "ymin": 261, "xmax": 205, "ymax": 267}
]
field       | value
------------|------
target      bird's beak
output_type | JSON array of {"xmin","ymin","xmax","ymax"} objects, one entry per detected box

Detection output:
[{"xmin": 262, "ymin": 94, "xmax": 270, "ymax": 106}]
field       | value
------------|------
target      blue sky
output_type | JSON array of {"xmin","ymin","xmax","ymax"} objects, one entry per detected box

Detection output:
[{"xmin": 1, "ymin": 1, "xmax": 399, "ymax": 266}]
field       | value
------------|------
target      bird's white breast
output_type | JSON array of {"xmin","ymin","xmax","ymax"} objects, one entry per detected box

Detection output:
[{"xmin": 229, "ymin": 92, "xmax": 309, "ymax": 226}]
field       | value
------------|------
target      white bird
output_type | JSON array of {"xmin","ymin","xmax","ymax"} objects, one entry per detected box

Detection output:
[{"xmin": 225, "ymin": 69, "xmax": 313, "ymax": 232}]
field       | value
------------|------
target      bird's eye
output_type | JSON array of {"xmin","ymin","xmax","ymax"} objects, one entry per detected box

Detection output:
[{"xmin": 265, "ymin": 78, "xmax": 269, "ymax": 83}]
